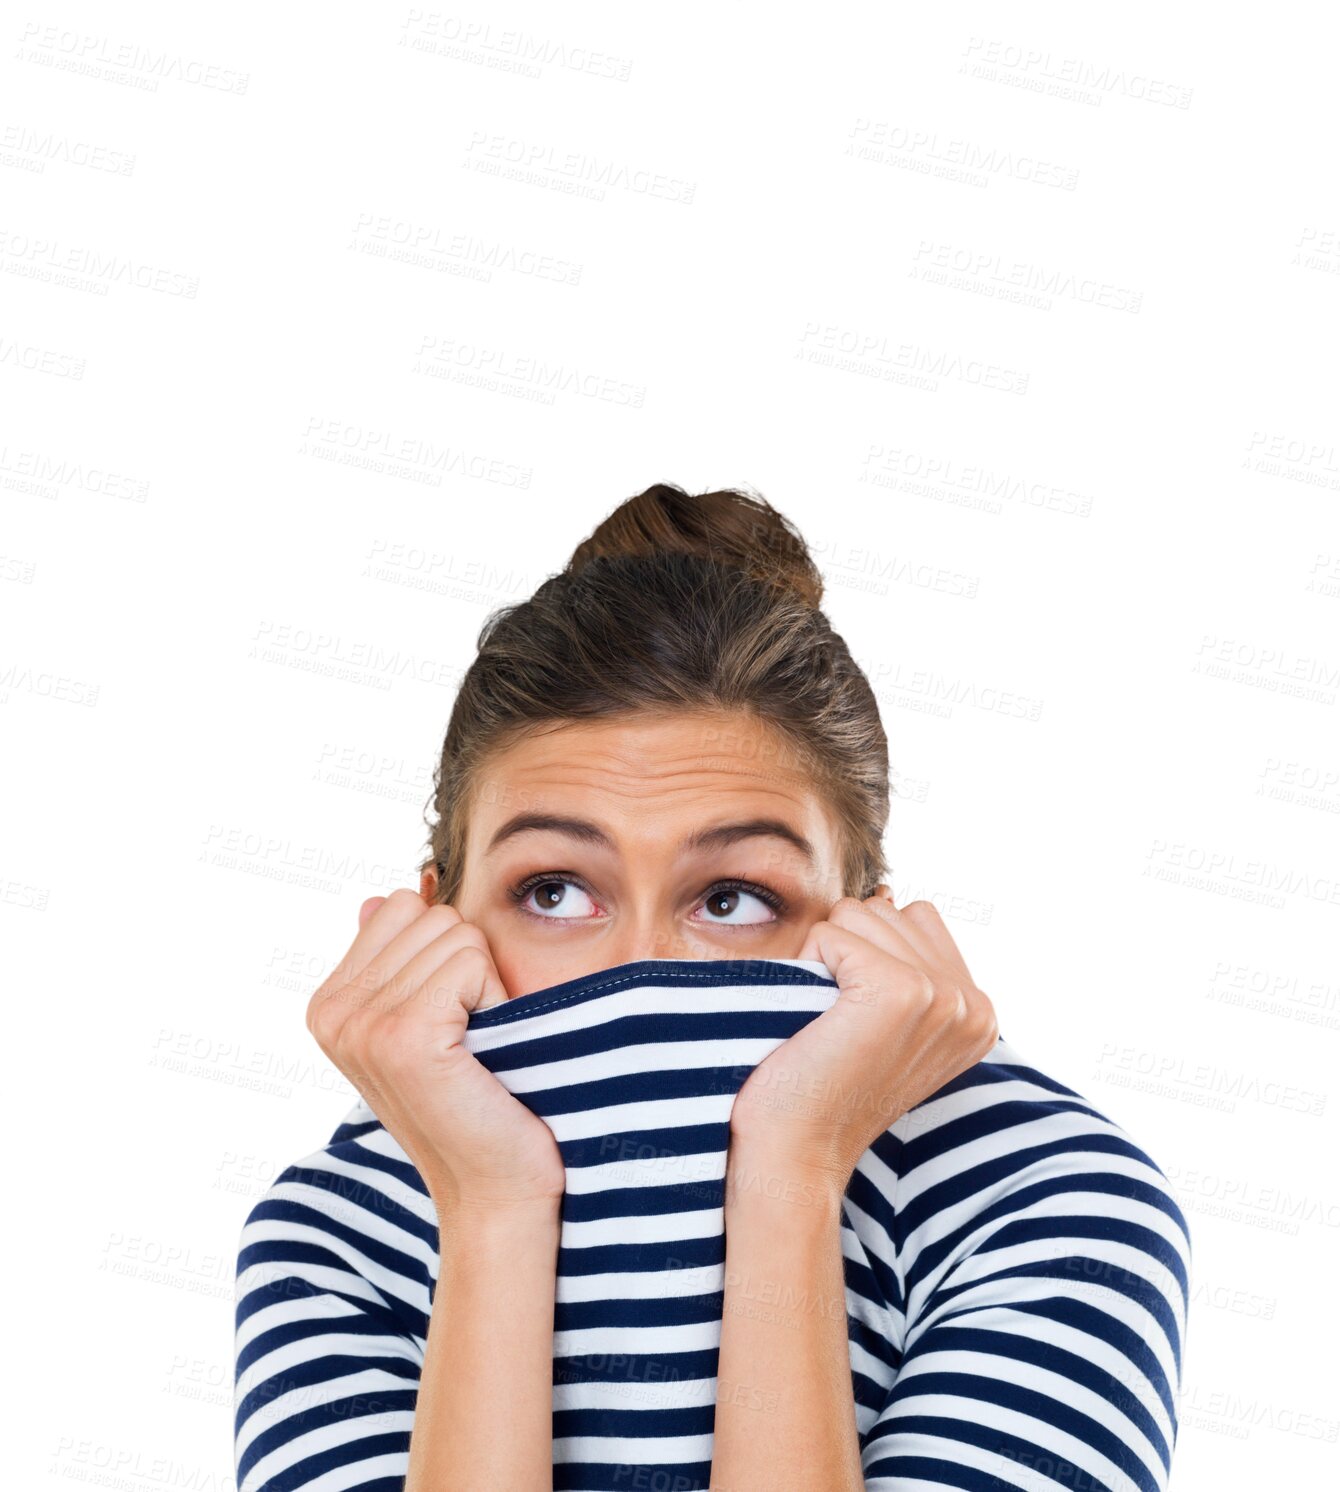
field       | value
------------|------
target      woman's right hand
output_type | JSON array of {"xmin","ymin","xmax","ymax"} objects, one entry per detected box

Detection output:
[{"xmin": 306, "ymin": 887, "xmax": 566, "ymax": 1216}]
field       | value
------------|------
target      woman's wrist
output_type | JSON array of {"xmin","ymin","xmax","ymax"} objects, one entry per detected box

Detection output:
[
  {"xmin": 432, "ymin": 1187, "xmax": 563, "ymax": 1240},
  {"xmin": 724, "ymin": 1130, "xmax": 848, "ymax": 1222}
]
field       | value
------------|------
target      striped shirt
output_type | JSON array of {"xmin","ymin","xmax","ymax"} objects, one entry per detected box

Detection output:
[{"xmin": 233, "ymin": 957, "xmax": 1191, "ymax": 1491}]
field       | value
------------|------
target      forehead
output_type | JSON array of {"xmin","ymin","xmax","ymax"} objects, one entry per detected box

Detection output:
[{"xmin": 469, "ymin": 709, "xmax": 835, "ymax": 844}]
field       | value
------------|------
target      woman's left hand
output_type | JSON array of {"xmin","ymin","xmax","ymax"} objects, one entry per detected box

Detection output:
[{"xmin": 729, "ymin": 890, "xmax": 1000, "ymax": 1191}]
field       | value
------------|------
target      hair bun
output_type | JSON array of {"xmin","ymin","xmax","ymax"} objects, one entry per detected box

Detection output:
[{"xmin": 566, "ymin": 483, "xmax": 824, "ymax": 610}]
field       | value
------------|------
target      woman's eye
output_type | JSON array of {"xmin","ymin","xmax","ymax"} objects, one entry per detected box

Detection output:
[
  {"xmin": 520, "ymin": 878, "xmax": 599, "ymax": 919},
  {"xmin": 692, "ymin": 885, "xmax": 778, "ymax": 926}
]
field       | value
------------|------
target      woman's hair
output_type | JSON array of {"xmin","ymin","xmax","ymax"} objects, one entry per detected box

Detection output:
[{"xmin": 419, "ymin": 482, "xmax": 891, "ymax": 904}]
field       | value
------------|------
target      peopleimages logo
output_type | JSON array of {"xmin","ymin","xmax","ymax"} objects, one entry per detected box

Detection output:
[
  {"xmin": 846, "ymin": 119, "xmax": 1080, "ymax": 190},
  {"xmin": 961, "ymin": 37, "xmax": 1194, "ymax": 109},
  {"xmin": 17, "ymin": 23, "xmax": 250, "ymax": 93},
  {"xmin": 0, "ymin": 228, "xmax": 199, "ymax": 296}
]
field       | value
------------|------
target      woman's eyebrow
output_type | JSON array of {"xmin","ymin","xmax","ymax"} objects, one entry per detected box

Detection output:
[
  {"xmin": 482, "ymin": 813, "xmax": 816, "ymax": 866},
  {"xmin": 484, "ymin": 813, "xmax": 612, "ymax": 857},
  {"xmin": 681, "ymin": 817, "xmax": 817, "ymax": 866}
]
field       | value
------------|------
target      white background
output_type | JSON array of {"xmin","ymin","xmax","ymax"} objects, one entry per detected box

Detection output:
[{"xmin": 4, "ymin": 3, "xmax": 1338, "ymax": 1486}]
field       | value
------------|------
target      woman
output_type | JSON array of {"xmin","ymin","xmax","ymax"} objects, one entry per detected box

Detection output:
[{"xmin": 233, "ymin": 484, "xmax": 1190, "ymax": 1490}]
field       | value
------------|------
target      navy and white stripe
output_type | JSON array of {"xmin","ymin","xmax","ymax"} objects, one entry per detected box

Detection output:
[{"xmin": 233, "ymin": 957, "xmax": 1191, "ymax": 1491}]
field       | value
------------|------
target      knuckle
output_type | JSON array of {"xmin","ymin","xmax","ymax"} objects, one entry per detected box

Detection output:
[
  {"xmin": 940, "ymin": 981, "xmax": 970, "ymax": 1020},
  {"xmin": 333, "ymin": 998, "xmax": 373, "ymax": 1049},
  {"xmin": 448, "ymin": 939, "xmax": 497, "ymax": 987},
  {"xmin": 461, "ymin": 932, "xmax": 493, "ymax": 960},
  {"xmin": 306, "ymin": 997, "xmax": 332, "ymax": 1046},
  {"xmin": 416, "ymin": 902, "xmax": 464, "ymax": 939},
  {"xmin": 830, "ymin": 895, "xmax": 866, "ymax": 921},
  {"xmin": 371, "ymin": 1011, "xmax": 415, "ymax": 1066},
  {"xmin": 903, "ymin": 899, "xmax": 940, "ymax": 924},
  {"xmin": 345, "ymin": 994, "xmax": 389, "ymax": 1039},
  {"xmin": 444, "ymin": 918, "xmax": 486, "ymax": 953},
  {"xmin": 905, "ymin": 969, "xmax": 937, "ymax": 1008},
  {"xmin": 963, "ymin": 993, "xmax": 998, "ymax": 1047},
  {"xmin": 339, "ymin": 1002, "xmax": 408, "ymax": 1069},
  {"xmin": 432, "ymin": 938, "xmax": 476, "ymax": 970}
]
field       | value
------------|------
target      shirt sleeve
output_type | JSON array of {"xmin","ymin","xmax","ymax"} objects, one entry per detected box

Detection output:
[
  {"xmin": 233, "ymin": 1152, "xmax": 432, "ymax": 1492},
  {"xmin": 859, "ymin": 1099, "xmax": 1192, "ymax": 1492}
]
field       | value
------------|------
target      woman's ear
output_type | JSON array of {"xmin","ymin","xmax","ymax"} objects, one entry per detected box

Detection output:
[{"xmin": 419, "ymin": 864, "xmax": 438, "ymax": 902}]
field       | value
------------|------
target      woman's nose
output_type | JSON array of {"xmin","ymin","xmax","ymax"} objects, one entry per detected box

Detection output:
[{"xmin": 610, "ymin": 925, "xmax": 709, "ymax": 966}]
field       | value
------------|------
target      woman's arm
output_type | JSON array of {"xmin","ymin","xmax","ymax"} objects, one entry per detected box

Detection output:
[
  {"xmin": 405, "ymin": 1195, "xmax": 561, "ymax": 1492},
  {"xmin": 303, "ymin": 890, "xmax": 569, "ymax": 1489},
  {"xmin": 710, "ymin": 1139, "xmax": 866, "ymax": 1492},
  {"xmin": 710, "ymin": 894, "xmax": 999, "ymax": 1490}
]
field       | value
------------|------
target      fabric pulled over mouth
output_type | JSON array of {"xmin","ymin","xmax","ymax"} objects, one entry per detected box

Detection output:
[
  {"xmin": 461, "ymin": 955, "xmax": 851, "ymax": 1488},
  {"xmin": 234, "ymin": 955, "xmax": 1191, "ymax": 1492}
]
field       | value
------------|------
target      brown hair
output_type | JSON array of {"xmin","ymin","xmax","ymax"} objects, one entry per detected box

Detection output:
[{"xmin": 419, "ymin": 482, "xmax": 890, "ymax": 904}]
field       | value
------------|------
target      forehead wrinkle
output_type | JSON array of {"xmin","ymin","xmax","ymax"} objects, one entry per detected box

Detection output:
[
  {"xmin": 502, "ymin": 755, "xmax": 809, "ymax": 796},
  {"xmin": 506, "ymin": 772, "xmax": 814, "ymax": 816},
  {"xmin": 478, "ymin": 763, "xmax": 823, "ymax": 836},
  {"xmin": 486, "ymin": 713, "xmax": 812, "ymax": 792},
  {"xmin": 471, "ymin": 716, "xmax": 835, "ymax": 854}
]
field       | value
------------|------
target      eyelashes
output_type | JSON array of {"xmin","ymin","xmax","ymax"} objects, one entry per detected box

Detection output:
[
  {"xmin": 698, "ymin": 877, "xmax": 786, "ymax": 914},
  {"xmin": 506, "ymin": 869, "xmax": 590, "ymax": 909},
  {"xmin": 506, "ymin": 871, "xmax": 787, "ymax": 921}
]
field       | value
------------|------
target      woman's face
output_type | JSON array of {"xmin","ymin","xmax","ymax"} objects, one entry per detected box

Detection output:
[{"xmin": 420, "ymin": 709, "xmax": 852, "ymax": 1000}]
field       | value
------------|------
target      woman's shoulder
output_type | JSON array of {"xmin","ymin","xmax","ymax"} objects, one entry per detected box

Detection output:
[
  {"xmin": 884, "ymin": 1029, "xmax": 1193, "ymax": 1305},
  {"xmin": 244, "ymin": 1093, "xmax": 424, "ymax": 1214},
  {"xmin": 859, "ymin": 1036, "xmax": 1193, "ymax": 1490},
  {"xmin": 233, "ymin": 1096, "xmax": 437, "ymax": 1339},
  {"xmin": 233, "ymin": 1099, "xmax": 431, "ymax": 1486},
  {"xmin": 898, "ymin": 1030, "xmax": 1187, "ymax": 1186}
]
